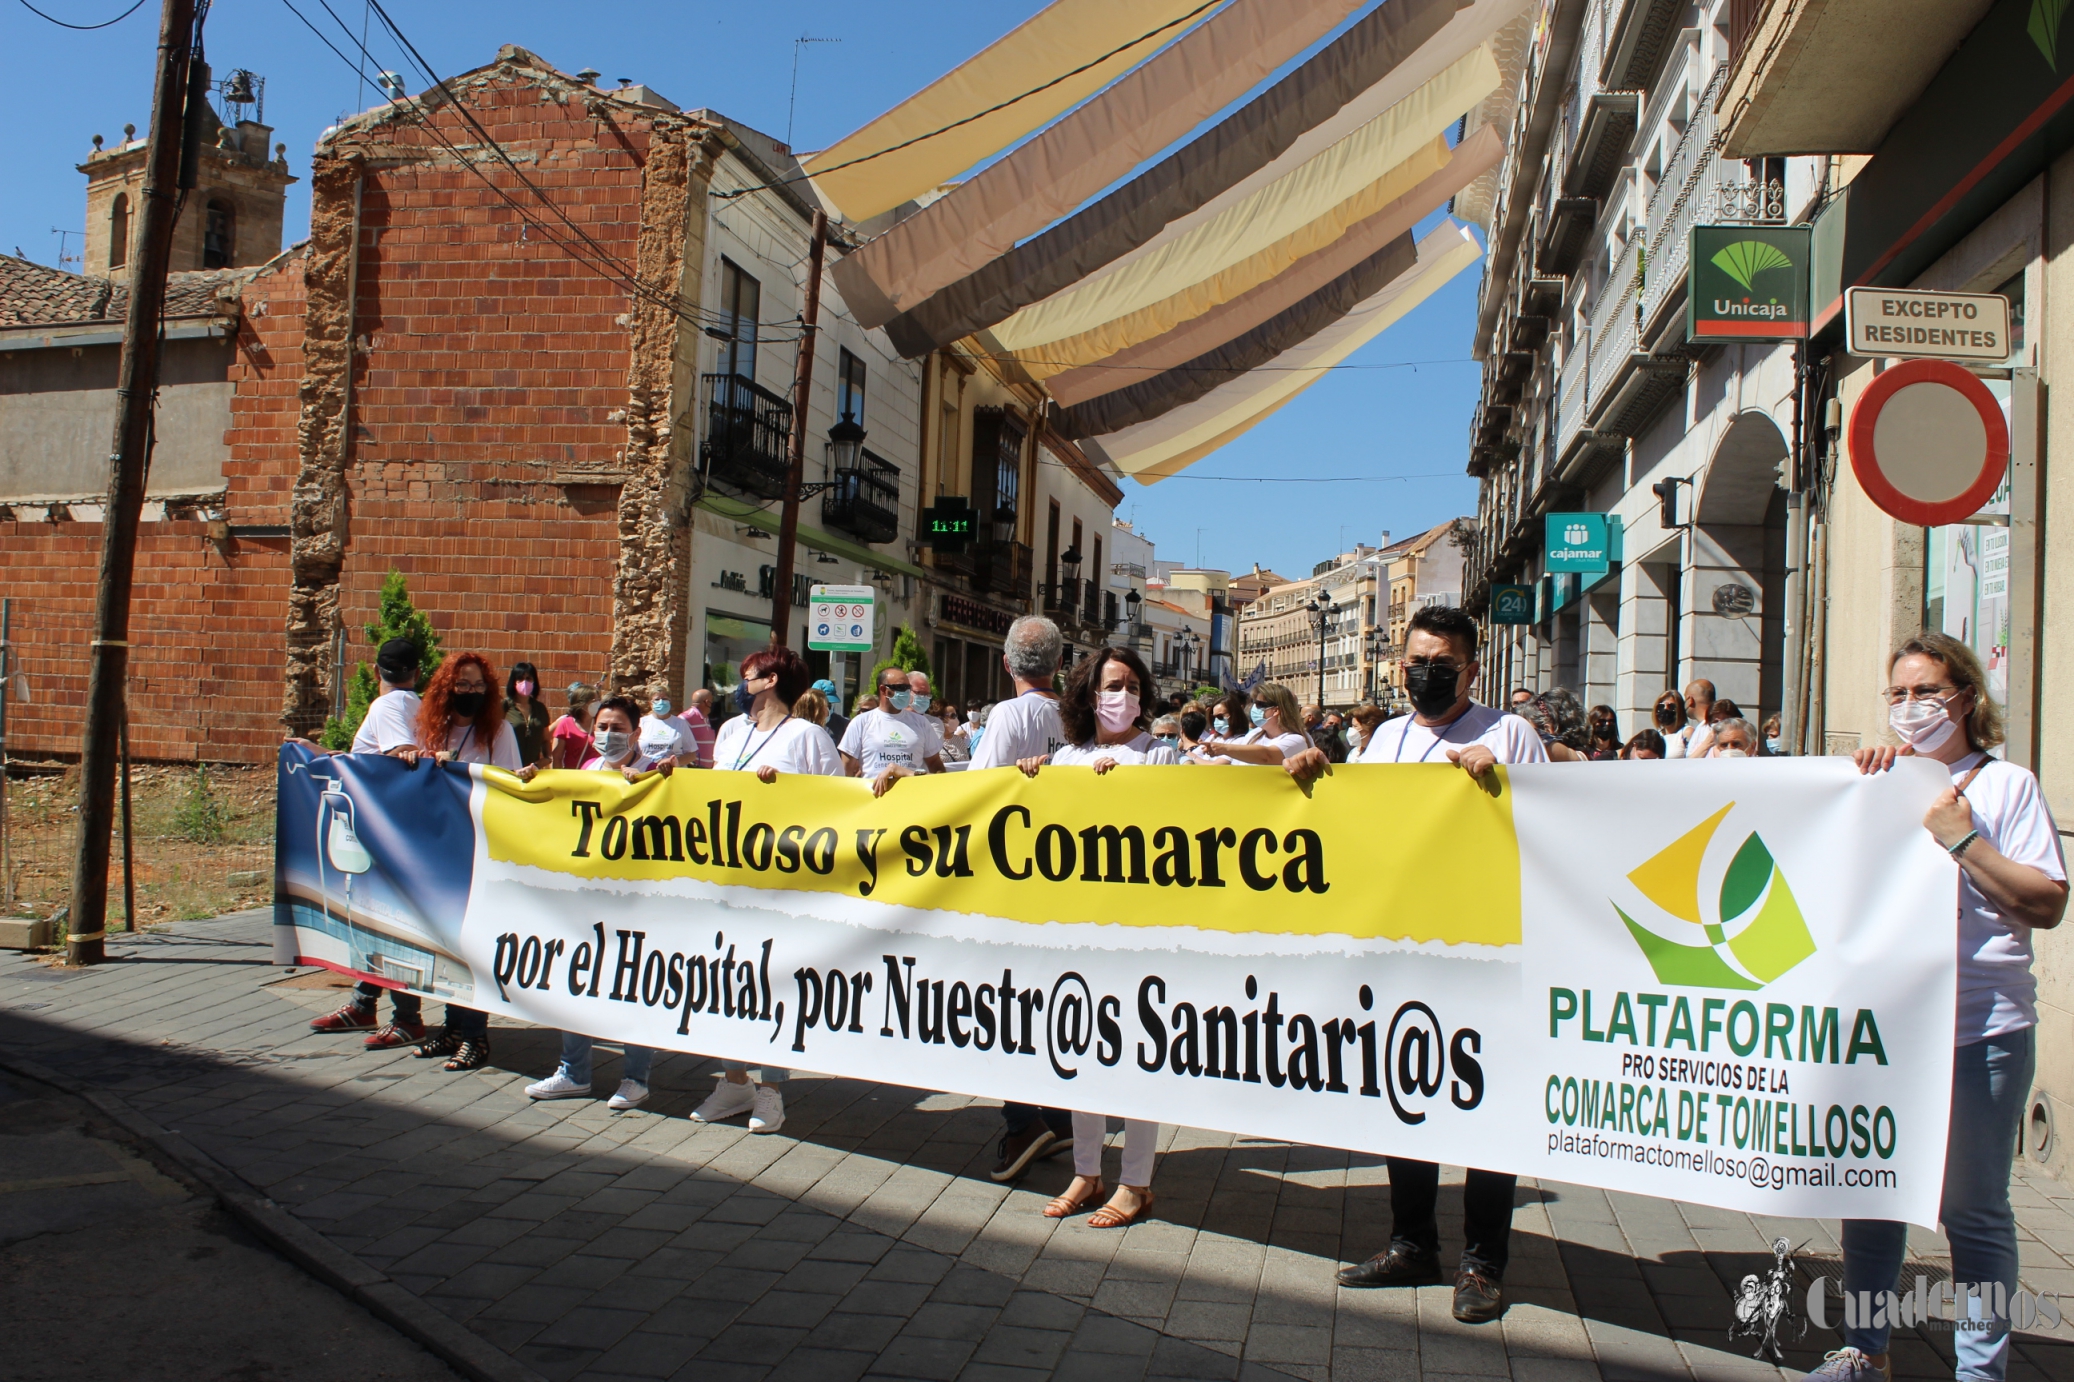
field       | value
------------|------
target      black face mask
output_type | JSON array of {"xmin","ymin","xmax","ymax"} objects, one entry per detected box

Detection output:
[
  {"xmin": 734, "ymin": 682, "xmax": 757, "ymax": 716},
  {"xmin": 1403, "ymin": 663, "xmax": 1462, "ymax": 717},
  {"xmin": 1655, "ymin": 704, "xmax": 1680, "ymax": 727},
  {"xmin": 450, "ymin": 690, "xmax": 487, "ymax": 719}
]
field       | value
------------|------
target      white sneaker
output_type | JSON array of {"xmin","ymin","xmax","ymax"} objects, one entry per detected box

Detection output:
[
  {"xmin": 748, "ymin": 1083, "xmax": 785, "ymax": 1134},
  {"xmin": 1800, "ymin": 1348, "xmax": 1891, "ymax": 1381},
  {"xmin": 607, "ymin": 1079, "xmax": 648, "ymax": 1111},
  {"xmin": 692, "ymin": 1077, "xmax": 757, "ymax": 1123},
  {"xmin": 525, "ymin": 1071, "xmax": 591, "ymax": 1100}
]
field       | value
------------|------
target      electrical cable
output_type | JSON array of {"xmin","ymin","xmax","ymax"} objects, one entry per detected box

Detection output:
[
  {"xmin": 712, "ymin": 0, "xmax": 1220, "ymax": 201},
  {"xmin": 14, "ymin": 0, "xmax": 147, "ymax": 29}
]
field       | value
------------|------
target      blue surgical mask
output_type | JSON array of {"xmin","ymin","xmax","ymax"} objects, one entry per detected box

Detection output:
[
  {"xmin": 910, "ymin": 693, "xmax": 932, "ymax": 714},
  {"xmin": 1765, "ymin": 737, "xmax": 1781, "ymax": 755},
  {"xmin": 652, "ymin": 699, "xmax": 672, "ymax": 717},
  {"xmin": 733, "ymin": 682, "xmax": 755, "ymax": 716},
  {"xmin": 886, "ymin": 690, "xmax": 912, "ymax": 711},
  {"xmin": 1156, "ymin": 735, "xmax": 1178, "ymax": 749},
  {"xmin": 1212, "ymin": 716, "xmax": 1229, "ymax": 736},
  {"xmin": 1249, "ymin": 705, "xmax": 1266, "ymax": 727},
  {"xmin": 592, "ymin": 729, "xmax": 631, "ymax": 761}
]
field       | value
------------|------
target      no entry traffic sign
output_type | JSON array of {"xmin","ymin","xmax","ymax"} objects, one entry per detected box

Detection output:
[{"xmin": 1847, "ymin": 359, "xmax": 2008, "ymax": 527}]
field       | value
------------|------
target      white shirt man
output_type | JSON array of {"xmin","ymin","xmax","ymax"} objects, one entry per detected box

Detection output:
[
  {"xmin": 351, "ymin": 639, "xmax": 424, "ymax": 753},
  {"xmin": 840, "ymin": 669, "xmax": 947, "ymax": 792},
  {"xmin": 1288, "ymin": 609, "xmax": 1542, "ymax": 1326}
]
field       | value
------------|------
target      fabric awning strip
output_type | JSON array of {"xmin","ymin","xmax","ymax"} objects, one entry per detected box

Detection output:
[
  {"xmin": 1044, "ymin": 122, "xmax": 1502, "ymax": 404},
  {"xmin": 1083, "ymin": 223, "xmax": 1481, "ymax": 475},
  {"xmin": 878, "ymin": 0, "xmax": 1470, "ymax": 358},
  {"xmin": 830, "ymin": 0, "xmax": 1367, "ymax": 330},
  {"xmin": 986, "ymin": 44, "xmax": 1496, "ymax": 352},
  {"xmin": 800, "ymin": 0, "xmax": 1218, "ymax": 224},
  {"xmin": 1050, "ymin": 231, "xmax": 1417, "ymax": 440},
  {"xmin": 1085, "ymin": 389, "xmax": 1306, "ymax": 484},
  {"xmin": 1094, "ymin": 0, "xmax": 1527, "ymax": 282}
]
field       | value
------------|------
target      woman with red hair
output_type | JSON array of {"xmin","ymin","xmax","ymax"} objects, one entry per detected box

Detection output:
[{"xmin": 400, "ymin": 652, "xmax": 522, "ymax": 1071}]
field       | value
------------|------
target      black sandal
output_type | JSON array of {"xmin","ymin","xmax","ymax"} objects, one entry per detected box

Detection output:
[
  {"xmin": 442, "ymin": 1036, "xmax": 491, "ymax": 1071},
  {"xmin": 414, "ymin": 1030, "xmax": 461, "ymax": 1060}
]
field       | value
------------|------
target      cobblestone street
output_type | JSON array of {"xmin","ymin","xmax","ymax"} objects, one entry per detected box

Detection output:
[{"xmin": 4, "ymin": 913, "xmax": 2071, "ymax": 1382}]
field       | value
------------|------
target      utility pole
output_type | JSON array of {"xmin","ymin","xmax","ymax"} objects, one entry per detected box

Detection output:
[
  {"xmin": 66, "ymin": 0, "xmax": 201, "ymax": 965},
  {"xmin": 770, "ymin": 209, "xmax": 827, "ymax": 648}
]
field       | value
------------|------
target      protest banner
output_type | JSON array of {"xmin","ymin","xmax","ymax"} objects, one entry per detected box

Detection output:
[{"xmin": 277, "ymin": 745, "xmax": 1955, "ymax": 1224}]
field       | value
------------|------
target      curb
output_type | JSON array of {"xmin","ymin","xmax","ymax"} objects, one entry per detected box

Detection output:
[{"xmin": 0, "ymin": 1051, "xmax": 547, "ymax": 1382}]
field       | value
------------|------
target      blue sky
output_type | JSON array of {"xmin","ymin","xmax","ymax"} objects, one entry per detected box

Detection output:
[{"xmin": 5, "ymin": 0, "xmax": 1482, "ymax": 579}]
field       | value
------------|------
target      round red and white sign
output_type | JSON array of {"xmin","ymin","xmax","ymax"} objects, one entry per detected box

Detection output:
[{"xmin": 1848, "ymin": 358, "xmax": 2008, "ymax": 526}]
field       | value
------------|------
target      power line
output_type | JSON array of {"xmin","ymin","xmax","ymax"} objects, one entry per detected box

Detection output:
[
  {"xmin": 713, "ymin": 0, "xmax": 1220, "ymax": 202},
  {"xmin": 14, "ymin": 0, "xmax": 147, "ymax": 28}
]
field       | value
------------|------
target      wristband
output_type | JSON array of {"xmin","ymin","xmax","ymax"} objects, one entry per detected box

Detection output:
[{"xmin": 1948, "ymin": 830, "xmax": 1980, "ymax": 860}]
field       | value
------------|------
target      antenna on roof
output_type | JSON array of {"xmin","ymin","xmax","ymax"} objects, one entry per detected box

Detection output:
[{"xmin": 786, "ymin": 36, "xmax": 840, "ymax": 150}]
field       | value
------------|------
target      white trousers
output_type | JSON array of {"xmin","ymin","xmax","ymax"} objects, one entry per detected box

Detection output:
[{"xmin": 1073, "ymin": 1113, "xmax": 1157, "ymax": 1186}]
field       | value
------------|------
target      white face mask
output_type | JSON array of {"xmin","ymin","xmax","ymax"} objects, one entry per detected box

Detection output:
[
  {"xmin": 1889, "ymin": 696, "xmax": 1961, "ymax": 753},
  {"xmin": 1714, "ymin": 748, "xmax": 1750, "ymax": 759}
]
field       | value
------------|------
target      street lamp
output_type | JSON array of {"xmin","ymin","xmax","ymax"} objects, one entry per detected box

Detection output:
[
  {"xmin": 1306, "ymin": 596, "xmax": 1331, "ymax": 708},
  {"xmin": 826, "ymin": 412, "xmax": 866, "ymax": 472},
  {"xmin": 1057, "ymin": 545, "xmax": 1082, "ymax": 621},
  {"xmin": 1176, "ymin": 626, "xmax": 1200, "ymax": 686},
  {"xmin": 1124, "ymin": 587, "xmax": 1141, "ymax": 636}
]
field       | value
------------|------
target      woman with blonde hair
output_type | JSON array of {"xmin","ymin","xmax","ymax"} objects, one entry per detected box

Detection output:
[
  {"xmin": 1200, "ymin": 682, "xmax": 1311, "ymax": 764},
  {"xmin": 1818, "ymin": 632, "xmax": 2067, "ymax": 1382}
]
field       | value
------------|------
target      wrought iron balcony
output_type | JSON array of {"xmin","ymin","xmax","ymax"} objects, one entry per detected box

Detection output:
[
  {"xmin": 820, "ymin": 451, "xmax": 900, "ymax": 545},
  {"xmin": 986, "ymin": 541, "xmax": 1033, "ymax": 600},
  {"xmin": 699, "ymin": 372, "xmax": 791, "ymax": 503}
]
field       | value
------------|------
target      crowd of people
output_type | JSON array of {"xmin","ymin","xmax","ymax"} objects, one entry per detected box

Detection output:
[{"xmin": 293, "ymin": 608, "xmax": 2065, "ymax": 1371}]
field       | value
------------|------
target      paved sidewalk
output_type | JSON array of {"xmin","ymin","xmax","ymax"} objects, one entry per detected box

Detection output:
[{"xmin": 2, "ymin": 913, "xmax": 2071, "ymax": 1382}]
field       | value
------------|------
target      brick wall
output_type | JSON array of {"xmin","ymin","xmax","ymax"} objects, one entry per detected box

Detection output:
[{"xmin": 2, "ymin": 57, "xmax": 689, "ymax": 764}]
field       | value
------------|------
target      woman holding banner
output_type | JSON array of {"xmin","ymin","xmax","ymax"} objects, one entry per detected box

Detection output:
[
  {"xmin": 694, "ymin": 646, "xmax": 841, "ymax": 1136},
  {"xmin": 1019, "ymin": 646, "xmax": 1177, "ymax": 1228},
  {"xmin": 519, "ymin": 695, "xmax": 676, "ymax": 1109},
  {"xmin": 398, "ymin": 653, "xmax": 523, "ymax": 1073},
  {"xmin": 1820, "ymin": 633, "xmax": 2067, "ymax": 1382}
]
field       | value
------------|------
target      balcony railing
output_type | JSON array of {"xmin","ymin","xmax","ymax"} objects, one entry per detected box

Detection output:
[
  {"xmin": 820, "ymin": 451, "xmax": 900, "ymax": 545},
  {"xmin": 1637, "ymin": 61, "xmax": 1731, "ymax": 342},
  {"xmin": 700, "ymin": 372, "xmax": 792, "ymax": 503},
  {"xmin": 986, "ymin": 542, "xmax": 1033, "ymax": 600}
]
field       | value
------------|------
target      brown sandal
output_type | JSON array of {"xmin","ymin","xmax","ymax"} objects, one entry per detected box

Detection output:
[
  {"xmin": 1087, "ymin": 1188, "xmax": 1154, "ymax": 1229},
  {"xmin": 1043, "ymin": 1178, "xmax": 1105, "ymax": 1219}
]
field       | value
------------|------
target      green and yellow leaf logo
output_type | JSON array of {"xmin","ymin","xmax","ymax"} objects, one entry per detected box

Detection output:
[
  {"xmin": 2034, "ymin": 0, "xmax": 2071, "ymax": 69},
  {"xmin": 1615, "ymin": 804, "xmax": 1816, "ymax": 990},
  {"xmin": 1710, "ymin": 240, "xmax": 1795, "ymax": 293}
]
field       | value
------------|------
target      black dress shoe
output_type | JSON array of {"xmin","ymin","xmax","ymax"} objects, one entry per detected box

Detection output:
[
  {"xmin": 1452, "ymin": 1267, "xmax": 1504, "ymax": 1323},
  {"xmin": 1335, "ymin": 1244, "xmax": 1442, "ymax": 1288}
]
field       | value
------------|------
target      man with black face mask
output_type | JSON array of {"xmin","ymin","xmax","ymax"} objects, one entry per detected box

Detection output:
[{"xmin": 1284, "ymin": 604, "xmax": 1545, "ymax": 1324}]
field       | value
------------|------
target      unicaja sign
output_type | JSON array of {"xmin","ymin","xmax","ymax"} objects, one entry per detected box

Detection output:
[{"xmin": 1689, "ymin": 225, "xmax": 1810, "ymax": 340}]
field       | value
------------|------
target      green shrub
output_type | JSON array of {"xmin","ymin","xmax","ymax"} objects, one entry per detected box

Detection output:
[
  {"xmin": 173, "ymin": 766, "xmax": 230, "ymax": 844},
  {"xmin": 319, "ymin": 570, "xmax": 444, "ymax": 749}
]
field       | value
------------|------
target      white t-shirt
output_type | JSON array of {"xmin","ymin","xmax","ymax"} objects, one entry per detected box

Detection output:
[
  {"xmin": 1254, "ymin": 729, "xmax": 1313, "ymax": 760},
  {"xmin": 1049, "ymin": 732, "xmax": 1183, "ymax": 767},
  {"xmin": 969, "ymin": 692, "xmax": 1067, "ymax": 770},
  {"xmin": 1661, "ymin": 721, "xmax": 1690, "ymax": 759},
  {"xmin": 639, "ymin": 712, "xmax": 697, "ymax": 759},
  {"xmin": 444, "ymin": 719, "xmax": 523, "ymax": 770},
  {"xmin": 351, "ymin": 689, "xmax": 422, "ymax": 753},
  {"xmin": 840, "ymin": 709, "xmax": 938, "ymax": 776},
  {"xmin": 1946, "ymin": 752, "xmax": 2067, "ymax": 1042},
  {"xmin": 1357, "ymin": 703, "xmax": 1549, "ymax": 767},
  {"xmin": 713, "ymin": 715, "xmax": 844, "ymax": 776},
  {"xmin": 581, "ymin": 750, "xmax": 660, "ymax": 773}
]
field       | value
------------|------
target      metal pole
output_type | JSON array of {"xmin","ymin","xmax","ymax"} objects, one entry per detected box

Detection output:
[
  {"xmin": 66, "ymin": 0, "xmax": 197, "ymax": 966},
  {"xmin": 119, "ymin": 707, "xmax": 135, "ymax": 934},
  {"xmin": 770, "ymin": 209, "xmax": 828, "ymax": 648}
]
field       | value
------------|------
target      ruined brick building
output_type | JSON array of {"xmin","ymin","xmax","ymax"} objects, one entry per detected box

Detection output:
[{"xmin": 0, "ymin": 47, "xmax": 1121, "ymax": 765}]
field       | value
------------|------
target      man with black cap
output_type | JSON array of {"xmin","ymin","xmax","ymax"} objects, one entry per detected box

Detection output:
[
  {"xmin": 310, "ymin": 638, "xmax": 429, "ymax": 1047},
  {"xmin": 350, "ymin": 638, "xmax": 426, "ymax": 755},
  {"xmin": 1285, "ymin": 604, "xmax": 1544, "ymax": 1323}
]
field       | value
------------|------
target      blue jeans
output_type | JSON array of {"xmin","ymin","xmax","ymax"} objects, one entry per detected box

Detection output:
[
  {"xmin": 557, "ymin": 1032, "xmax": 654, "ymax": 1086},
  {"xmin": 1841, "ymin": 1027, "xmax": 2034, "ymax": 1379},
  {"xmin": 352, "ymin": 980, "xmax": 420, "ymax": 1020}
]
